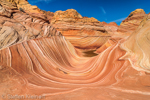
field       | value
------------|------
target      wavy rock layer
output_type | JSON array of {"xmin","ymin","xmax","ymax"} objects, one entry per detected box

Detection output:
[
  {"xmin": 121, "ymin": 14, "xmax": 150, "ymax": 72},
  {"xmin": 1, "ymin": 36, "xmax": 150, "ymax": 100},
  {"xmin": 52, "ymin": 9, "xmax": 118, "ymax": 50},
  {"xmin": 0, "ymin": 0, "xmax": 150, "ymax": 100},
  {"xmin": 0, "ymin": 3, "xmax": 60, "ymax": 50}
]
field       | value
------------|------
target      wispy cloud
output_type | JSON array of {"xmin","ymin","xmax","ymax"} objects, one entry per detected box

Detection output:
[
  {"xmin": 100, "ymin": 6, "xmax": 106, "ymax": 14},
  {"xmin": 108, "ymin": 17, "xmax": 126, "ymax": 23},
  {"xmin": 30, "ymin": 0, "xmax": 54, "ymax": 4}
]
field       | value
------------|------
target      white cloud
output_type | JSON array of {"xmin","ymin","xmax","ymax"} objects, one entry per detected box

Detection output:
[
  {"xmin": 108, "ymin": 17, "xmax": 126, "ymax": 23},
  {"xmin": 30, "ymin": 0, "xmax": 53, "ymax": 4},
  {"xmin": 100, "ymin": 6, "xmax": 106, "ymax": 14}
]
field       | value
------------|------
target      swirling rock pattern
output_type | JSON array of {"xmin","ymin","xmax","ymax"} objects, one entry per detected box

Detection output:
[
  {"xmin": 0, "ymin": 0, "xmax": 150, "ymax": 100},
  {"xmin": 0, "ymin": 2, "xmax": 60, "ymax": 50},
  {"xmin": 1, "ymin": 34, "xmax": 150, "ymax": 100},
  {"xmin": 121, "ymin": 14, "xmax": 150, "ymax": 72}
]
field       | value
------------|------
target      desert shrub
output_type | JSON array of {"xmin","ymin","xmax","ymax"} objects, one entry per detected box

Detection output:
[
  {"xmin": 128, "ymin": 13, "xmax": 133, "ymax": 17},
  {"xmin": 19, "ymin": 8, "xmax": 25, "ymax": 13}
]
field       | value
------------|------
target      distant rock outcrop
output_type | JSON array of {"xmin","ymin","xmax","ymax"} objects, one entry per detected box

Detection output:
[
  {"xmin": 51, "ymin": 9, "xmax": 118, "ymax": 50},
  {"xmin": 51, "ymin": 9, "xmax": 106, "ymax": 36},
  {"xmin": 118, "ymin": 9, "xmax": 147, "ymax": 35}
]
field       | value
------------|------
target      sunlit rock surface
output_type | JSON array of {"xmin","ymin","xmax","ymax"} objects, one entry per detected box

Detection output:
[
  {"xmin": 51, "ymin": 9, "xmax": 118, "ymax": 50},
  {"xmin": 121, "ymin": 14, "xmax": 150, "ymax": 72},
  {"xmin": 0, "ymin": 1, "xmax": 60, "ymax": 50},
  {"xmin": 0, "ymin": 0, "xmax": 150, "ymax": 100},
  {"xmin": 118, "ymin": 9, "xmax": 147, "ymax": 35}
]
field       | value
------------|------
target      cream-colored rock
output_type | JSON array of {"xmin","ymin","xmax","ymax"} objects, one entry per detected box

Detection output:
[{"xmin": 121, "ymin": 14, "xmax": 150, "ymax": 72}]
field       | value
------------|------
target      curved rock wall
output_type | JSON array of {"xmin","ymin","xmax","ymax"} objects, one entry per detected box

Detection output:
[{"xmin": 0, "ymin": 0, "xmax": 150, "ymax": 100}]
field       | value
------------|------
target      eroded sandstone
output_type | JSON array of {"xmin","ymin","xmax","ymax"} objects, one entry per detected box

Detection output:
[{"xmin": 0, "ymin": 0, "xmax": 150, "ymax": 100}]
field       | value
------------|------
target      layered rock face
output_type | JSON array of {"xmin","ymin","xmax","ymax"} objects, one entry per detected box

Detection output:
[
  {"xmin": 0, "ymin": 0, "xmax": 41, "ymax": 13},
  {"xmin": 0, "ymin": 0, "xmax": 59, "ymax": 50},
  {"xmin": 51, "ymin": 9, "xmax": 118, "ymax": 50},
  {"xmin": 0, "ymin": 0, "xmax": 150, "ymax": 100},
  {"xmin": 121, "ymin": 14, "xmax": 150, "ymax": 72},
  {"xmin": 117, "ymin": 9, "xmax": 147, "ymax": 35},
  {"xmin": 0, "ymin": 0, "xmax": 54, "ymax": 23}
]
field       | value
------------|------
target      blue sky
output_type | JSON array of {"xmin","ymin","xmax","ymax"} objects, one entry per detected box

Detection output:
[{"xmin": 28, "ymin": 0, "xmax": 150, "ymax": 25}]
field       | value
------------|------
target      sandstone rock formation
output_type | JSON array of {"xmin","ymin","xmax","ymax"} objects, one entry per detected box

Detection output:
[
  {"xmin": 0, "ymin": 0, "xmax": 150, "ymax": 100},
  {"xmin": 0, "ymin": 0, "xmax": 54, "ymax": 23},
  {"xmin": 1, "ymin": 0, "xmax": 41, "ymax": 13},
  {"xmin": 121, "ymin": 14, "xmax": 150, "ymax": 72},
  {"xmin": 51, "ymin": 9, "xmax": 118, "ymax": 50},
  {"xmin": 0, "ymin": 0, "xmax": 60, "ymax": 50},
  {"xmin": 117, "ymin": 9, "xmax": 147, "ymax": 35}
]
